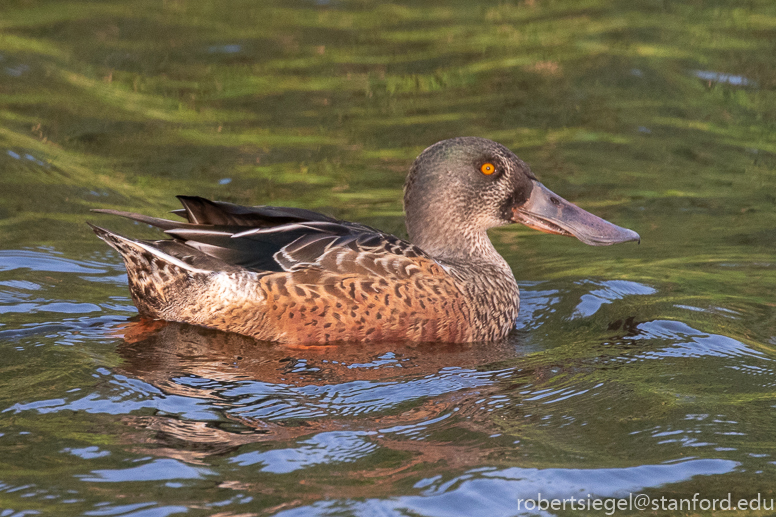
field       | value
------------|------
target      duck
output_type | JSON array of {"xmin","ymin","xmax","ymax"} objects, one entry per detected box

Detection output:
[{"xmin": 90, "ymin": 137, "xmax": 639, "ymax": 344}]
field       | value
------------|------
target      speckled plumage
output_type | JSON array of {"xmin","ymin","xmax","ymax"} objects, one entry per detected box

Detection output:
[{"xmin": 91, "ymin": 137, "xmax": 639, "ymax": 344}]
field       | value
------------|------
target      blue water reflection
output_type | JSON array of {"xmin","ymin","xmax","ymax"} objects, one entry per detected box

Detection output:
[
  {"xmin": 80, "ymin": 459, "xmax": 214, "ymax": 483},
  {"xmin": 0, "ymin": 250, "xmax": 109, "ymax": 274},
  {"xmin": 633, "ymin": 320, "xmax": 768, "ymax": 360},
  {"xmin": 570, "ymin": 280, "xmax": 656, "ymax": 319},
  {"xmin": 83, "ymin": 504, "xmax": 188, "ymax": 517},
  {"xmin": 277, "ymin": 459, "xmax": 738, "ymax": 517},
  {"xmin": 232, "ymin": 431, "xmax": 379, "ymax": 473},
  {"xmin": 693, "ymin": 70, "xmax": 755, "ymax": 87}
]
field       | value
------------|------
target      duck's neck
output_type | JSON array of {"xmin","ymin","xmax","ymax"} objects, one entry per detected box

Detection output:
[{"xmin": 406, "ymin": 205, "xmax": 508, "ymax": 267}]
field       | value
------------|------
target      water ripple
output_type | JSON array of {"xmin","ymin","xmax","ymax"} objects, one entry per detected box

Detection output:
[
  {"xmin": 79, "ymin": 459, "xmax": 214, "ymax": 483},
  {"xmin": 570, "ymin": 280, "xmax": 656, "ymax": 319},
  {"xmin": 0, "ymin": 250, "xmax": 108, "ymax": 274},
  {"xmin": 632, "ymin": 320, "xmax": 768, "ymax": 361},
  {"xmin": 275, "ymin": 459, "xmax": 738, "ymax": 517},
  {"xmin": 231, "ymin": 431, "xmax": 378, "ymax": 474},
  {"xmin": 228, "ymin": 367, "xmax": 504, "ymax": 420}
]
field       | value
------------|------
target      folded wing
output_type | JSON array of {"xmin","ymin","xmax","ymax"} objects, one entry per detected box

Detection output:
[{"xmin": 93, "ymin": 196, "xmax": 433, "ymax": 278}]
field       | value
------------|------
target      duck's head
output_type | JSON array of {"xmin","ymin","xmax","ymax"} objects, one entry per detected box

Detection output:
[{"xmin": 404, "ymin": 137, "xmax": 639, "ymax": 261}]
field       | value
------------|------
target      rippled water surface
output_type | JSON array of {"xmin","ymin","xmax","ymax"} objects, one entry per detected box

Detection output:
[{"xmin": 1, "ymin": 0, "xmax": 776, "ymax": 515}]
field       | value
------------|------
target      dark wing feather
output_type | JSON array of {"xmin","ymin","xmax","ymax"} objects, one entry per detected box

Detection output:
[
  {"xmin": 166, "ymin": 221, "xmax": 366, "ymax": 272},
  {"xmin": 91, "ymin": 209, "xmax": 186, "ymax": 231},
  {"xmin": 173, "ymin": 196, "xmax": 340, "ymax": 226},
  {"xmin": 92, "ymin": 197, "xmax": 429, "ymax": 277}
]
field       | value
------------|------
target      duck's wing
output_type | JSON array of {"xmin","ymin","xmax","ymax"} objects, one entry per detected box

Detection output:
[
  {"xmin": 171, "ymin": 196, "xmax": 343, "ymax": 227},
  {"xmin": 93, "ymin": 196, "xmax": 345, "ymax": 230},
  {"xmin": 92, "ymin": 196, "xmax": 432, "ymax": 277}
]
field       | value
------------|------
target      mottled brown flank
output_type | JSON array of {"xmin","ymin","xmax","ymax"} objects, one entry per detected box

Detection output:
[{"xmin": 259, "ymin": 261, "xmax": 473, "ymax": 343}]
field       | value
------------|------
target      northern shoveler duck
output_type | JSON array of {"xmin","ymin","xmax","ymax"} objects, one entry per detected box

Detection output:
[{"xmin": 91, "ymin": 137, "xmax": 639, "ymax": 344}]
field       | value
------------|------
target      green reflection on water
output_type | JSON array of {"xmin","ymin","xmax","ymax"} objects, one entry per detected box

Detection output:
[{"xmin": 0, "ymin": 0, "xmax": 775, "ymax": 514}]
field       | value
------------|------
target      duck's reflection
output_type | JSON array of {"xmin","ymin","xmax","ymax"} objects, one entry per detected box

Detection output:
[
  {"xmin": 117, "ymin": 318, "xmax": 522, "ymax": 385},
  {"xmin": 113, "ymin": 318, "xmax": 526, "ymax": 473}
]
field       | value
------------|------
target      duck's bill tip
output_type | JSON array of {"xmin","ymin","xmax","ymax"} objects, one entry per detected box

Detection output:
[{"xmin": 511, "ymin": 181, "xmax": 640, "ymax": 246}]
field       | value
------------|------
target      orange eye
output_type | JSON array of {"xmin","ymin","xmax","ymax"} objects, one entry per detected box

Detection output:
[{"xmin": 480, "ymin": 162, "xmax": 496, "ymax": 175}]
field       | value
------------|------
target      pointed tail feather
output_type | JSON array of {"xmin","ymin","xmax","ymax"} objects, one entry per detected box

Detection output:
[
  {"xmin": 88, "ymin": 223, "xmax": 210, "ymax": 274},
  {"xmin": 90, "ymin": 209, "xmax": 186, "ymax": 231},
  {"xmin": 88, "ymin": 223, "xmax": 213, "ymax": 318}
]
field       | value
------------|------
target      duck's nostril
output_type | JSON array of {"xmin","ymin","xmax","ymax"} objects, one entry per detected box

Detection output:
[{"xmin": 550, "ymin": 197, "xmax": 560, "ymax": 206}]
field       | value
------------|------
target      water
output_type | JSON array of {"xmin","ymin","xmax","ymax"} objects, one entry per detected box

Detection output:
[{"xmin": 1, "ymin": 0, "xmax": 776, "ymax": 515}]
